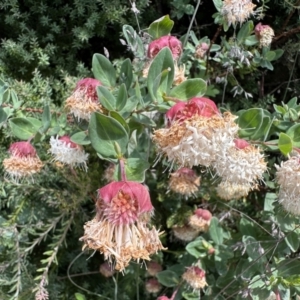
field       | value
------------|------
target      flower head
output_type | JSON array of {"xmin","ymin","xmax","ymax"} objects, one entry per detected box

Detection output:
[
  {"xmin": 173, "ymin": 63, "xmax": 187, "ymax": 86},
  {"xmin": 221, "ymin": 0, "xmax": 256, "ymax": 26},
  {"xmin": 145, "ymin": 278, "xmax": 162, "ymax": 294},
  {"xmin": 153, "ymin": 109, "xmax": 238, "ymax": 168},
  {"xmin": 276, "ymin": 155, "xmax": 300, "ymax": 215},
  {"xmin": 49, "ymin": 136, "xmax": 89, "ymax": 171},
  {"xmin": 189, "ymin": 208, "xmax": 212, "ymax": 232},
  {"xmin": 168, "ymin": 167, "xmax": 200, "ymax": 196},
  {"xmin": 195, "ymin": 42, "xmax": 209, "ymax": 59},
  {"xmin": 172, "ymin": 224, "xmax": 199, "ymax": 242},
  {"xmin": 99, "ymin": 262, "xmax": 115, "ymax": 277},
  {"xmin": 213, "ymin": 139, "xmax": 267, "ymax": 189},
  {"xmin": 255, "ymin": 23, "xmax": 274, "ymax": 47},
  {"xmin": 64, "ymin": 78, "xmax": 103, "ymax": 121},
  {"xmin": 182, "ymin": 266, "xmax": 207, "ymax": 290},
  {"xmin": 216, "ymin": 181, "xmax": 252, "ymax": 200},
  {"xmin": 3, "ymin": 141, "xmax": 43, "ymax": 182},
  {"xmin": 147, "ymin": 261, "xmax": 163, "ymax": 276},
  {"xmin": 148, "ymin": 36, "xmax": 182, "ymax": 60},
  {"xmin": 80, "ymin": 181, "xmax": 165, "ymax": 271}
]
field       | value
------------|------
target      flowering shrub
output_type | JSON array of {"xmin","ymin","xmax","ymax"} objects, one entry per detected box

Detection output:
[{"xmin": 2, "ymin": 1, "xmax": 300, "ymax": 300}]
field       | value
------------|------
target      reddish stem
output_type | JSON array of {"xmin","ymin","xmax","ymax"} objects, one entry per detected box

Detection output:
[{"xmin": 119, "ymin": 159, "xmax": 127, "ymax": 181}]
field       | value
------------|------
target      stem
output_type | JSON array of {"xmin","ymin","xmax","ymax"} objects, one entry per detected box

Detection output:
[
  {"xmin": 182, "ymin": 0, "xmax": 202, "ymax": 49},
  {"xmin": 119, "ymin": 159, "xmax": 127, "ymax": 181},
  {"xmin": 113, "ymin": 273, "xmax": 118, "ymax": 300},
  {"xmin": 136, "ymin": 265, "xmax": 139, "ymax": 300}
]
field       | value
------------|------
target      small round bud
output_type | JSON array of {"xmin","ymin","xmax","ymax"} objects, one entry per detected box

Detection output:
[
  {"xmin": 145, "ymin": 278, "xmax": 162, "ymax": 294},
  {"xmin": 182, "ymin": 266, "xmax": 207, "ymax": 290},
  {"xmin": 189, "ymin": 209, "xmax": 212, "ymax": 232},
  {"xmin": 147, "ymin": 261, "xmax": 163, "ymax": 276},
  {"xmin": 99, "ymin": 262, "xmax": 115, "ymax": 277}
]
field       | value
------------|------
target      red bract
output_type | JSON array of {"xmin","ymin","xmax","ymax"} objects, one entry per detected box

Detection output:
[
  {"xmin": 255, "ymin": 22, "xmax": 271, "ymax": 36},
  {"xmin": 59, "ymin": 136, "xmax": 79, "ymax": 149},
  {"xmin": 194, "ymin": 208, "xmax": 212, "ymax": 221},
  {"xmin": 234, "ymin": 138, "xmax": 250, "ymax": 150},
  {"xmin": 166, "ymin": 97, "xmax": 219, "ymax": 124},
  {"xmin": 75, "ymin": 78, "xmax": 102, "ymax": 102},
  {"xmin": 9, "ymin": 142, "xmax": 37, "ymax": 158},
  {"xmin": 148, "ymin": 36, "xmax": 182, "ymax": 59},
  {"xmin": 98, "ymin": 181, "xmax": 153, "ymax": 225}
]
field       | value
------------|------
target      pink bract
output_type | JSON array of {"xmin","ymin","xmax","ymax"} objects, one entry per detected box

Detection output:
[
  {"xmin": 234, "ymin": 138, "xmax": 250, "ymax": 150},
  {"xmin": 75, "ymin": 78, "xmax": 102, "ymax": 102},
  {"xmin": 194, "ymin": 208, "xmax": 212, "ymax": 221},
  {"xmin": 148, "ymin": 36, "xmax": 182, "ymax": 59},
  {"xmin": 59, "ymin": 135, "xmax": 79, "ymax": 149},
  {"xmin": 9, "ymin": 142, "xmax": 37, "ymax": 158}
]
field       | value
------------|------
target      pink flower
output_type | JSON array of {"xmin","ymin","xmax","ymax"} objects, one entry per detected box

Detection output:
[
  {"xmin": 145, "ymin": 278, "xmax": 162, "ymax": 294},
  {"xmin": 255, "ymin": 23, "xmax": 274, "ymax": 47},
  {"xmin": 195, "ymin": 42, "xmax": 209, "ymax": 59},
  {"xmin": 166, "ymin": 97, "xmax": 220, "ymax": 124},
  {"xmin": 189, "ymin": 208, "xmax": 212, "ymax": 232},
  {"xmin": 3, "ymin": 142, "xmax": 43, "ymax": 181},
  {"xmin": 234, "ymin": 138, "xmax": 250, "ymax": 150},
  {"xmin": 148, "ymin": 36, "xmax": 182, "ymax": 59},
  {"xmin": 182, "ymin": 266, "xmax": 207, "ymax": 290},
  {"xmin": 65, "ymin": 77, "xmax": 103, "ymax": 121},
  {"xmin": 157, "ymin": 297, "xmax": 170, "ymax": 300},
  {"xmin": 98, "ymin": 181, "xmax": 153, "ymax": 225},
  {"xmin": 194, "ymin": 208, "xmax": 212, "ymax": 221}
]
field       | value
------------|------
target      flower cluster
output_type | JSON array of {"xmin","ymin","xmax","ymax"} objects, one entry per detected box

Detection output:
[
  {"xmin": 80, "ymin": 181, "xmax": 165, "ymax": 272},
  {"xmin": 255, "ymin": 23, "xmax": 275, "ymax": 48},
  {"xmin": 275, "ymin": 155, "xmax": 300, "ymax": 215},
  {"xmin": 182, "ymin": 266, "xmax": 207, "ymax": 290},
  {"xmin": 65, "ymin": 78, "xmax": 103, "ymax": 121},
  {"xmin": 221, "ymin": 0, "xmax": 256, "ymax": 26},
  {"xmin": 195, "ymin": 42, "xmax": 209, "ymax": 59},
  {"xmin": 3, "ymin": 141, "xmax": 43, "ymax": 182}
]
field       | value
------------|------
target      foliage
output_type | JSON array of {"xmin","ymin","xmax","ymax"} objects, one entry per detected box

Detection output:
[{"xmin": 2, "ymin": 1, "xmax": 300, "ymax": 300}]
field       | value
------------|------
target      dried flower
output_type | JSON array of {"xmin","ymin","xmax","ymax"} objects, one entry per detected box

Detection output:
[
  {"xmin": 168, "ymin": 167, "xmax": 200, "ymax": 196},
  {"xmin": 255, "ymin": 23, "xmax": 274, "ymax": 47},
  {"xmin": 148, "ymin": 36, "xmax": 182, "ymax": 60},
  {"xmin": 3, "ymin": 141, "xmax": 43, "ymax": 182},
  {"xmin": 173, "ymin": 63, "xmax": 187, "ymax": 85},
  {"xmin": 182, "ymin": 266, "xmax": 207, "ymax": 290},
  {"xmin": 65, "ymin": 78, "xmax": 103, "ymax": 121},
  {"xmin": 145, "ymin": 278, "xmax": 162, "ymax": 294},
  {"xmin": 80, "ymin": 181, "xmax": 165, "ymax": 271},
  {"xmin": 153, "ymin": 103, "xmax": 238, "ymax": 168},
  {"xmin": 221, "ymin": 0, "xmax": 256, "ymax": 26},
  {"xmin": 49, "ymin": 136, "xmax": 89, "ymax": 171},
  {"xmin": 147, "ymin": 261, "xmax": 163, "ymax": 276},
  {"xmin": 189, "ymin": 208, "xmax": 212, "ymax": 232},
  {"xmin": 195, "ymin": 42, "xmax": 209, "ymax": 59},
  {"xmin": 99, "ymin": 262, "xmax": 115, "ymax": 277},
  {"xmin": 213, "ymin": 139, "xmax": 267, "ymax": 189},
  {"xmin": 216, "ymin": 181, "xmax": 252, "ymax": 200},
  {"xmin": 103, "ymin": 163, "xmax": 116, "ymax": 183},
  {"xmin": 172, "ymin": 224, "xmax": 199, "ymax": 242},
  {"xmin": 276, "ymin": 155, "xmax": 300, "ymax": 215}
]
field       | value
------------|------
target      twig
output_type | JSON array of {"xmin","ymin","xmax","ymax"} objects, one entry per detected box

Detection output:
[
  {"xmin": 273, "ymin": 25, "xmax": 300, "ymax": 43},
  {"xmin": 280, "ymin": 0, "xmax": 300, "ymax": 33}
]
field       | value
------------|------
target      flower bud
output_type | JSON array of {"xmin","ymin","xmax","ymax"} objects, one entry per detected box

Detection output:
[
  {"xmin": 195, "ymin": 42, "xmax": 209, "ymax": 59},
  {"xmin": 145, "ymin": 278, "xmax": 162, "ymax": 294},
  {"xmin": 182, "ymin": 266, "xmax": 207, "ymax": 290},
  {"xmin": 3, "ymin": 141, "xmax": 43, "ymax": 182},
  {"xmin": 189, "ymin": 208, "xmax": 212, "ymax": 232},
  {"xmin": 148, "ymin": 36, "xmax": 182, "ymax": 59},
  {"xmin": 99, "ymin": 262, "xmax": 115, "ymax": 277},
  {"xmin": 65, "ymin": 78, "xmax": 103, "ymax": 121},
  {"xmin": 49, "ymin": 135, "xmax": 89, "ymax": 171},
  {"xmin": 172, "ymin": 224, "xmax": 199, "ymax": 242},
  {"xmin": 147, "ymin": 261, "xmax": 163, "ymax": 276},
  {"xmin": 234, "ymin": 138, "xmax": 250, "ymax": 150}
]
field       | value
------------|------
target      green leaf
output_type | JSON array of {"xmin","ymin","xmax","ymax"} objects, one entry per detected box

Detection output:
[
  {"xmin": 40, "ymin": 104, "xmax": 51, "ymax": 133},
  {"xmin": 265, "ymin": 51, "xmax": 276, "ymax": 61},
  {"xmin": 242, "ymin": 236, "xmax": 267, "ymax": 263},
  {"xmin": 286, "ymin": 124, "xmax": 300, "ymax": 147},
  {"xmin": 75, "ymin": 293, "xmax": 86, "ymax": 300},
  {"xmin": 92, "ymin": 54, "xmax": 116, "ymax": 87},
  {"xmin": 0, "ymin": 107, "xmax": 8, "ymax": 123},
  {"xmin": 119, "ymin": 58, "xmax": 133, "ymax": 89},
  {"xmin": 71, "ymin": 131, "xmax": 91, "ymax": 145},
  {"xmin": 285, "ymin": 232, "xmax": 299, "ymax": 252},
  {"xmin": 169, "ymin": 78, "xmax": 207, "ymax": 100},
  {"xmin": 186, "ymin": 237, "xmax": 208, "ymax": 258},
  {"xmin": 122, "ymin": 25, "xmax": 144, "ymax": 58},
  {"xmin": 264, "ymin": 193, "xmax": 276, "ymax": 212},
  {"xmin": 116, "ymin": 84, "xmax": 128, "ymax": 111},
  {"xmin": 147, "ymin": 48, "xmax": 174, "ymax": 102},
  {"xmin": 208, "ymin": 217, "xmax": 224, "ymax": 245},
  {"xmin": 97, "ymin": 86, "xmax": 116, "ymax": 111},
  {"xmin": 124, "ymin": 157, "xmax": 150, "ymax": 182},
  {"xmin": 148, "ymin": 15, "xmax": 174, "ymax": 39},
  {"xmin": 212, "ymin": 0, "xmax": 223, "ymax": 11},
  {"xmin": 156, "ymin": 270, "xmax": 179, "ymax": 287},
  {"xmin": 182, "ymin": 291, "xmax": 201, "ymax": 300},
  {"xmin": 286, "ymin": 97, "xmax": 297, "ymax": 109},
  {"xmin": 245, "ymin": 35, "xmax": 259, "ymax": 46},
  {"xmin": 238, "ymin": 108, "xmax": 264, "ymax": 138},
  {"xmin": 109, "ymin": 111, "xmax": 129, "ymax": 134},
  {"xmin": 89, "ymin": 112, "xmax": 128, "ymax": 158},
  {"xmin": 119, "ymin": 96, "xmax": 139, "ymax": 119},
  {"xmin": 273, "ymin": 49, "xmax": 284, "ymax": 61},
  {"xmin": 278, "ymin": 132, "xmax": 293, "ymax": 156},
  {"xmin": 9, "ymin": 117, "xmax": 42, "ymax": 140},
  {"xmin": 237, "ymin": 21, "xmax": 253, "ymax": 45},
  {"xmin": 131, "ymin": 113, "xmax": 156, "ymax": 127}
]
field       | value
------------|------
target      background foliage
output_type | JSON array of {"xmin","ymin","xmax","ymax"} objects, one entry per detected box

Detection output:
[{"xmin": 2, "ymin": 0, "xmax": 300, "ymax": 300}]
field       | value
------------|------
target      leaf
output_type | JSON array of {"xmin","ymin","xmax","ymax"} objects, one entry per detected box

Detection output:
[
  {"xmin": 186, "ymin": 237, "xmax": 208, "ymax": 258},
  {"xmin": 212, "ymin": 0, "xmax": 223, "ymax": 11},
  {"xmin": 208, "ymin": 217, "xmax": 224, "ymax": 245},
  {"xmin": 169, "ymin": 78, "xmax": 207, "ymax": 100},
  {"xmin": 265, "ymin": 51, "xmax": 276, "ymax": 61},
  {"xmin": 147, "ymin": 48, "xmax": 174, "ymax": 102},
  {"xmin": 97, "ymin": 86, "xmax": 116, "ymax": 111},
  {"xmin": 71, "ymin": 131, "xmax": 91, "ymax": 145},
  {"xmin": 122, "ymin": 25, "xmax": 144, "ymax": 58},
  {"xmin": 238, "ymin": 108, "xmax": 264, "ymax": 137},
  {"xmin": 278, "ymin": 132, "xmax": 293, "ymax": 156},
  {"xmin": 116, "ymin": 84, "xmax": 128, "ymax": 111},
  {"xmin": 131, "ymin": 113, "xmax": 156, "ymax": 127},
  {"xmin": 109, "ymin": 111, "xmax": 129, "ymax": 134},
  {"xmin": 75, "ymin": 293, "xmax": 86, "ymax": 300},
  {"xmin": 89, "ymin": 112, "xmax": 129, "ymax": 158},
  {"xmin": 124, "ymin": 157, "xmax": 150, "ymax": 182},
  {"xmin": 285, "ymin": 231, "xmax": 299, "ymax": 252},
  {"xmin": 245, "ymin": 35, "xmax": 259, "ymax": 46},
  {"xmin": 119, "ymin": 58, "xmax": 133, "ymax": 89},
  {"xmin": 286, "ymin": 124, "xmax": 300, "ymax": 147},
  {"xmin": 40, "ymin": 104, "xmax": 51, "ymax": 133},
  {"xmin": 242, "ymin": 236, "xmax": 267, "ymax": 263},
  {"xmin": 156, "ymin": 270, "xmax": 179, "ymax": 287},
  {"xmin": 148, "ymin": 15, "xmax": 174, "ymax": 39},
  {"xmin": 0, "ymin": 107, "xmax": 8, "ymax": 123},
  {"xmin": 92, "ymin": 53, "xmax": 116, "ymax": 87},
  {"xmin": 237, "ymin": 21, "xmax": 253, "ymax": 45},
  {"xmin": 9, "ymin": 117, "xmax": 42, "ymax": 140}
]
